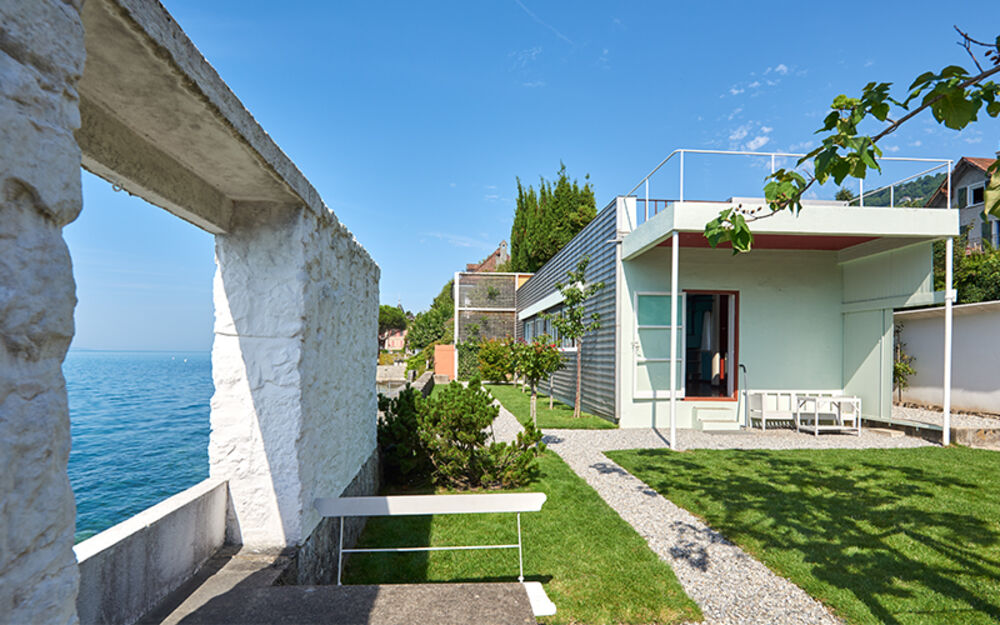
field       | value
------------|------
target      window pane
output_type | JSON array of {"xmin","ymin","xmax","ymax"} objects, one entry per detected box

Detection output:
[
  {"xmin": 636, "ymin": 361, "xmax": 683, "ymax": 393},
  {"xmin": 958, "ymin": 187, "xmax": 968, "ymax": 209},
  {"xmin": 637, "ymin": 327, "xmax": 672, "ymax": 360},
  {"xmin": 637, "ymin": 295, "xmax": 678, "ymax": 326},
  {"xmin": 972, "ymin": 185, "xmax": 985, "ymax": 205}
]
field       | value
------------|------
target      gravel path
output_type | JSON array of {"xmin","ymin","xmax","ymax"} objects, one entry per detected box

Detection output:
[
  {"xmin": 490, "ymin": 402, "xmax": 525, "ymax": 444},
  {"xmin": 892, "ymin": 404, "xmax": 1000, "ymax": 430}
]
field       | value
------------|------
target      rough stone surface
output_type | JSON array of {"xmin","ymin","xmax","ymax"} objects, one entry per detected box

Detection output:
[
  {"xmin": 0, "ymin": 1, "xmax": 85, "ymax": 623},
  {"xmin": 278, "ymin": 448, "xmax": 380, "ymax": 585},
  {"xmin": 210, "ymin": 204, "xmax": 379, "ymax": 550}
]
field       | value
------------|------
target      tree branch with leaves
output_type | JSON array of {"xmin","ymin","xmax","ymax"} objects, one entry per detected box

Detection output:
[{"xmin": 706, "ymin": 28, "xmax": 1000, "ymax": 253}]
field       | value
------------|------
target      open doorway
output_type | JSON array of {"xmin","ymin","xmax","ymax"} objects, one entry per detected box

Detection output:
[{"xmin": 685, "ymin": 291, "xmax": 738, "ymax": 399}]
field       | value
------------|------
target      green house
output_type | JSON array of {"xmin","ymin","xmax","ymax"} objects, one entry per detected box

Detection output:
[{"xmin": 516, "ymin": 150, "xmax": 959, "ymax": 432}]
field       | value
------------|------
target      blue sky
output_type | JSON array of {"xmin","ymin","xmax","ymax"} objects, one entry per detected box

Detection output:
[{"xmin": 67, "ymin": 1, "xmax": 1000, "ymax": 350}]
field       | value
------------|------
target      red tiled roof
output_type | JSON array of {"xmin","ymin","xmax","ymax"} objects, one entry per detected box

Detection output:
[{"xmin": 966, "ymin": 156, "xmax": 997, "ymax": 172}]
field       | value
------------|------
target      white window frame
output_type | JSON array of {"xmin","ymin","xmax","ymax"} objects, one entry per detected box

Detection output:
[
  {"xmin": 969, "ymin": 182, "xmax": 986, "ymax": 207},
  {"xmin": 633, "ymin": 291, "xmax": 685, "ymax": 400}
]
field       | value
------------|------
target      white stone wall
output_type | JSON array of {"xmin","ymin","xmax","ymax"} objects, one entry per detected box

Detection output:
[
  {"xmin": 0, "ymin": 1, "xmax": 85, "ymax": 623},
  {"xmin": 210, "ymin": 203, "xmax": 378, "ymax": 549}
]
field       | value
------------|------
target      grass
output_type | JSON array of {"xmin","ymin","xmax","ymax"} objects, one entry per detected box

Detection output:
[
  {"xmin": 608, "ymin": 446, "xmax": 1000, "ymax": 625},
  {"xmin": 485, "ymin": 383, "xmax": 616, "ymax": 429},
  {"xmin": 344, "ymin": 451, "xmax": 702, "ymax": 624}
]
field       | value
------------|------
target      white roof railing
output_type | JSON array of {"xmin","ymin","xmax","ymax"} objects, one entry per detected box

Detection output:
[{"xmin": 626, "ymin": 148, "xmax": 953, "ymax": 224}]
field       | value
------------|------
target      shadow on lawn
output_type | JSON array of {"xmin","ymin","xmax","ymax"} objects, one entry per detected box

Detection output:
[{"xmin": 622, "ymin": 448, "xmax": 1000, "ymax": 625}]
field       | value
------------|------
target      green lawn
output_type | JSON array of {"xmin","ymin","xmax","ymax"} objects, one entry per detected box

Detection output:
[
  {"xmin": 608, "ymin": 446, "xmax": 1000, "ymax": 625},
  {"xmin": 344, "ymin": 451, "xmax": 701, "ymax": 624},
  {"xmin": 485, "ymin": 383, "xmax": 616, "ymax": 429}
]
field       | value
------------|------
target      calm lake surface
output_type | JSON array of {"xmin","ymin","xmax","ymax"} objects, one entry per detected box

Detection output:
[{"xmin": 66, "ymin": 350, "xmax": 212, "ymax": 542}]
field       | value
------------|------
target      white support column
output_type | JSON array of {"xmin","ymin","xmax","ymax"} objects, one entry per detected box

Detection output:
[
  {"xmin": 943, "ymin": 237, "xmax": 953, "ymax": 446},
  {"xmin": 943, "ymin": 160, "xmax": 953, "ymax": 446},
  {"xmin": 669, "ymin": 232, "xmax": 679, "ymax": 448}
]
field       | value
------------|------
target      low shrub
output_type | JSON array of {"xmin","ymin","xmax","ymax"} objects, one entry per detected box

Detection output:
[
  {"xmin": 377, "ymin": 386, "xmax": 430, "ymax": 484},
  {"xmin": 377, "ymin": 378, "xmax": 543, "ymax": 489},
  {"xmin": 477, "ymin": 338, "xmax": 510, "ymax": 382}
]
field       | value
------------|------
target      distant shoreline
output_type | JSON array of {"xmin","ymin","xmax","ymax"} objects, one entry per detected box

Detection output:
[{"xmin": 68, "ymin": 348, "xmax": 211, "ymax": 354}]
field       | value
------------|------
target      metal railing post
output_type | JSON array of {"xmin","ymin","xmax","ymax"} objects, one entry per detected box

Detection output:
[
  {"xmin": 679, "ymin": 151, "xmax": 685, "ymax": 203},
  {"xmin": 859, "ymin": 179, "xmax": 864, "ymax": 207},
  {"xmin": 644, "ymin": 178, "xmax": 649, "ymax": 223},
  {"xmin": 890, "ymin": 185, "xmax": 894, "ymax": 208}
]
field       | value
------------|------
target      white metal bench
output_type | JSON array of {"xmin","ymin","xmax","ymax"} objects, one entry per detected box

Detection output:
[
  {"xmin": 795, "ymin": 395, "xmax": 862, "ymax": 436},
  {"xmin": 746, "ymin": 390, "xmax": 844, "ymax": 431},
  {"xmin": 313, "ymin": 492, "xmax": 554, "ymax": 615}
]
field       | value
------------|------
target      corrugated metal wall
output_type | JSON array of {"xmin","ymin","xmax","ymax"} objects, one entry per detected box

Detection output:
[{"xmin": 516, "ymin": 202, "xmax": 618, "ymax": 420}]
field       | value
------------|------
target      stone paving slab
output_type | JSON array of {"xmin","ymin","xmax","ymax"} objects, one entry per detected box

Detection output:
[{"xmin": 171, "ymin": 583, "xmax": 535, "ymax": 625}]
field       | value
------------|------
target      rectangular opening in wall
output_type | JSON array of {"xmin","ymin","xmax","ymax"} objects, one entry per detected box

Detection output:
[
  {"xmin": 65, "ymin": 170, "xmax": 215, "ymax": 543},
  {"xmin": 684, "ymin": 291, "xmax": 738, "ymax": 399}
]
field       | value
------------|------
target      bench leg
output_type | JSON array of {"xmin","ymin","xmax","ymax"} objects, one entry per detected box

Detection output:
[
  {"xmin": 516, "ymin": 512, "xmax": 524, "ymax": 583},
  {"xmin": 337, "ymin": 515, "xmax": 344, "ymax": 586}
]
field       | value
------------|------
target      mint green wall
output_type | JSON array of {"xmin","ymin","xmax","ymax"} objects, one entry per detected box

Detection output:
[
  {"xmin": 842, "ymin": 309, "xmax": 893, "ymax": 419},
  {"xmin": 840, "ymin": 242, "xmax": 934, "ymax": 419},
  {"xmin": 842, "ymin": 242, "xmax": 934, "ymax": 305},
  {"xmin": 619, "ymin": 247, "xmax": 844, "ymax": 428}
]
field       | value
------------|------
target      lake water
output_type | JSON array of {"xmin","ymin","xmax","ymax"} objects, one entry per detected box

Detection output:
[{"xmin": 66, "ymin": 350, "xmax": 212, "ymax": 542}]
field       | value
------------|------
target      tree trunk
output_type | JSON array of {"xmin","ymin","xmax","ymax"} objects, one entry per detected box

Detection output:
[
  {"xmin": 531, "ymin": 384, "xmax": 537, "ymax": 428},
  {"xmin": 548, "ymin": 375, "xmax": 553, "ymax": 410},
  {"xmin": 574, "ymin": 339, "xmax": 582, "ymax": 418}
]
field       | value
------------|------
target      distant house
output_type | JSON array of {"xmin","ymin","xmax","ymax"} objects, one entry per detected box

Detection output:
[
  {"xmin": 517, "ymin": 148, "xmax": 958, "ymax": 430},
  {"xmin": 383, "ymin": 327, "xmax": 407, "ymax": 352},
  {"xmin": 926, "ymin": 154, "xmax": 998, "ymax": 248},
  {"xmin": 466, "ymin": 241, "xmax": 510, "ymax": 272}
]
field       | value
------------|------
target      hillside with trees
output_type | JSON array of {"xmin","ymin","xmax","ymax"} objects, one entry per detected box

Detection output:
[{"xmin": 838, "ymin": 173, "xmax": 946, "ymax": 207}]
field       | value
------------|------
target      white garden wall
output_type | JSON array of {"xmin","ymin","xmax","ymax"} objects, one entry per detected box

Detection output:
[{"xmin": 895, "ymin": 301, "xmax": 1000, "ymax": 414}]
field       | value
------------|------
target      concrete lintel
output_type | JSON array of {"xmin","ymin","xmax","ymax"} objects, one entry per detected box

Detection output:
[{"xmin": 78, "ymin": 98, "xmax": 233, "ymax": 233}]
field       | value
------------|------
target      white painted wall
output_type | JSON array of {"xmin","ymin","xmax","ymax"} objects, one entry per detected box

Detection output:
[
  {"xmin": 0, "ymin": 1, "xmax": 85, "ymax": 622},
  {"xmin": 210, "ymin": 204, "xmax": 379, "ymax": 549},
  {"xmin": 896, "ymin": 301, "xmax": 1000, "ymax": 413},
  {"xmin": 74, "ymin": 479, "xmax": 227, "ymax": 625}
]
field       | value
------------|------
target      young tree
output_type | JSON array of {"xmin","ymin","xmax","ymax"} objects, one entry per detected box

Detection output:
[
  {"xmin": 378, "ymin": 304, "xmax": 407, "ymax": 350},
  {"xmin": 543, "ymin": 256, "xmax": 605, "ymax": 418},
  {"xmin": 705, "ymin": 28, "xmax": 1000, "ymax": 251},
  {"xmin": 518, "ymin": 336, "xmax": 563, "ymax": 427}
]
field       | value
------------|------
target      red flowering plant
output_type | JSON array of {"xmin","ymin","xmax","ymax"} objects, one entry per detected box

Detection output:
[{"xmin": 519, "ymin": 334, "xmax": 564, "ymax": 427}]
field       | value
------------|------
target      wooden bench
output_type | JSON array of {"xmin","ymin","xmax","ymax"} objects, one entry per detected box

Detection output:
[{"xmin": 313, "ymin": 492, "xmax": 552, "ymax": 614}]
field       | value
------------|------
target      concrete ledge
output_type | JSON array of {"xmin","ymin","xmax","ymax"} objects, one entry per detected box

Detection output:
[
  {"xmin": 862, "ymin": 417, "xmax": 1000, "ymax": 448},
  {"xmin": 75, "ymin": 478, "xmax": 228, "ymax": 625}
]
